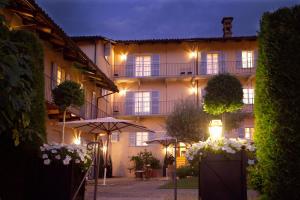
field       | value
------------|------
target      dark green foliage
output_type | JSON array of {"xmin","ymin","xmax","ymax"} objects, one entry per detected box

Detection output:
[
  {"xmin": 255, "ymin": 5, "xmax": 300, "ymax": 199},
  {"xmin": 247, "ymin": 164, "xmax": 263, "ymax": 193},
  {"xmin": 0, "ymin": 16, "xmax": 45, "ymax": 146},
  {"xmin": 176, "ymin": 165, "xmax": 195, "ymax": 179},
  {"xmin": 166, "ymin": 100, "xmax": 210, "ymax": 142},
  {"xmin": 204, "ymin": 74, "xmax": 243, "ymax": 115},
  {"xmin": 223, "ymin": 111, "xmax": 247, "ymax": 132},
  {"xmin": 52, "ymin": 80, "xmax": 84, "ymax": 111},
  {"xmin": 164, "ymin": 154, "xmax": 175, "ymax": 166},
  {"xmin": 130, "ymin": 150, "xmax": 161, "ymax": 170}
]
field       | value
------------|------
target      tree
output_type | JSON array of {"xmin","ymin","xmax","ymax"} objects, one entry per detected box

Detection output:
[
  {"xmin": 204, "ymin": 74, "xmax": 243, "ymax": 116},
  {"xmin": 255, "ymin": 6, "xmax": 300, "ymax": 199},
  {"xmin": 52, "ymin": 80, "xmax": 84, "ymax": 143},
  {"xmin": 166, "ymin": 100, "xmax": 210, "ymax": 143}
]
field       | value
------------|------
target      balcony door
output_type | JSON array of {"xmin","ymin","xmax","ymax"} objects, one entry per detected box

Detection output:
[
  {"xmin": 125, "ymin": 91, "xmax": 159, "ymax": 115},
  {"xmin": 135, "ymin": 56, "xmax": 151, "ymax": 77}
]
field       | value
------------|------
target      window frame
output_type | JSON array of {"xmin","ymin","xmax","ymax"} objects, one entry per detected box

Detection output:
[
  {"xmin": 135, "ymin": 55, "xmax": 151, "ymax": 77},
  {"xmin": 244, "ymin": 127, "xmax": 254, "ymax": 140},
  {"xmin": 206, "ymin": 53, "xmax": 219, "ymax": 74},
  {"xmin": 242, "ymin": 50, "xmax": 254, "ymax": 68},
  {"xmin": 134, "ymin": 91, "xmax": 151, "ymax": 114},
  {"xmin": 243, "ymin": 88, "xmax": 254, "ymax": 104},
  {"xmin": 136, "ymin": 132, "xmax": 149, "ymax": 146}
]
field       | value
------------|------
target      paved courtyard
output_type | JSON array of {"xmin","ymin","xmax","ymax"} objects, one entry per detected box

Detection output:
[{"xmin": 85, "ymin": 177, "xmax": 259, "ymax": 200}]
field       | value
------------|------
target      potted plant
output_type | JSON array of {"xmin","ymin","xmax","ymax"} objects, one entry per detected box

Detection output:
[
  {"xmin": 186, "ymin": 137, "xmax": 255, "ymax": 200},
  {"xmin": 52, "ymin": 80, "xmax": 84, "ymax": 143},
  {"xmin": 37, "ymin": 143, "xmax": 92, "ymax": 200}
]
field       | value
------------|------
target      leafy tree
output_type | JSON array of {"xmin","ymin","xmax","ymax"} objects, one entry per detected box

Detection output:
[
  {"xmin": 166, "ymin": 100, "xmax": 210, "ymax": 143},
  {"xmin": 204, "ymin": 74, "xmax": 243, "ymax": 115},
  {"xmin": 255, "ymin": 5, "xmax": 300, "ymax": 199},
  {"xmin": 52, "ymin": 80, "xmax": 84, "ymax": 143}
]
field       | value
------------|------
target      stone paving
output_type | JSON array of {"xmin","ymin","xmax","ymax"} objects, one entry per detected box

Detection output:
[{"xmin": 85, "ymin": 177, "xmax": 259, "ymax": 200}]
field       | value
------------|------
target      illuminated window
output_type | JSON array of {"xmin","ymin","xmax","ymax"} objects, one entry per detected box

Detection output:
[
  {"xmin": 242, "ymin": 51, "xmax": 254, "ymax": 68},
  {"xmin": 245, "ymin": 128, "xmax": 254, "ymax": 139},
  {"xmin": 207, "ymin": 53, "xmax": 219, "ymax": 74},
  {"xmin": 134, "ymin": 92, "xmax": 150, "ymax": 114},
  {"xmin": 135, "ymin": 56, "xmax": 151, "ymax": 77},
  {"xmin": 136, "ymin": 132, "xmax": 148, "ymax": 146},
  {"xmin": 243, "ymin": 88, "xmax": 254, "ymax": 104},
  {"xmin": 57, "ymin": 66, "xmax": 65, "ymax": 85}
]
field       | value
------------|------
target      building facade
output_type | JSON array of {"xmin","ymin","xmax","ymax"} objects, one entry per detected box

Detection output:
[
  {"xmin": 73, "ymin": 18, "xmax": 257, "ymax": 177},
  {"xmin": 3, "ymin": 1, "xmax": 257, "ymax": 178}
]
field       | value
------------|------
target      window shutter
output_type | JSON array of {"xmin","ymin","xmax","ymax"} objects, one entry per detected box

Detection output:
[
  {"xmin": 151, "ymin": 91, "xmax": 160, "ymax": 114},
  {"xmin": 151, "ymin": 54, "xmax": 160, "ymax": 76},
  {"xmin": 129, "ymin": 132, "xmax": 136, "ymax": 146},
  {"xmin": 51, "ymin": 62, "xmax": 58, "ymax": 89},
  {"xmin": 104, "ymin": 43, "xmax": 111, "ymax": 58},
  {"xmin": 200, "ymin": 52, "xmax": 207, "ymax": 75},
  {"xmin": 148, "ymin": 132, "xmax": 156, "ymax": 141},
  {"xmin": 236, "ymin": 50, "xmax": 242, "ymax": 68},
  {"xmin": 218, "ymin": 51, "xmax": 224, "ymax": 73},
  {"xmin": 254, "ymin": 50, "xmax": 258, "ymax": 68},
  {"xmin": 125, "ymin": 91, "xmax": 135, "ymax": 115},
  {"xmin": 238, "ymin": 128, "xmax": 245, "ymax": 138},
  {"xmin": 126, "ymin": 55, "xmax": 135, "ymax": 77}
]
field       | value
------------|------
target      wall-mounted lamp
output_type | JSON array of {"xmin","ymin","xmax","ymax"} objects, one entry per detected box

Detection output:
[
  {"xmin": 119, "ymin": 88, "xmax": 127, "ymax": 96},
  {"xmin": 189, "ymin": 51, "xmax": 197, "ymax": 59},
  {"xmin": 209, "ymin": 120, "xmax": 223, "ymax": 140},
  {"xmin": 73, "ymin": 136, "xmax": 81, "ymax": 145},
  {"xmin": 189, "ymin": 86, "xmax": 197, "ymax": 94},
  {"xmin": 120, "ymin": 53, "xmax": 127, "ymax": 61}
]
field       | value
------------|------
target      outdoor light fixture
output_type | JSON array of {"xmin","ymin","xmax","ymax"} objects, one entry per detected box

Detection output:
[
  {"xmin": 120, "ymin": 53, "xmax": 127, "ymax": 61},
  {"xmin": 119, "ymin": 88, "xmax": 127, "ymax": 96},
  {"xmin": 189, "ymin": 51, "xmax": 197, "ymax": 59},
  {"xmin": 189, "ymin": 86, "xmax": 197, "ymax": 94},
  {"xmin": 73, "ymin": 137, "xmax": 81, "ymax": 145},
  {"xmin": 209, "ymin": 119, "xmax": 223, "ymax": 140}
]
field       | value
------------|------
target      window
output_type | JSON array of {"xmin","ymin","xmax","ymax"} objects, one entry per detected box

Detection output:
[
  {"xmin": 135, "ymin": 56, "xmax": 151, "ymax": 77},
  {"xmin": 57, "ymin": 66, "xmax": 65, "ymax": 85},
  {"xmin": 111, "ymin": 132, "xmax": 119, "ymax": 142},
  {"xmin": 242, "ymin": 51, "xmax": 254, "ymax": 68},
  {"xmin": 134, "ymin": 92, "xmax": 150, "ymax": 114},
  {"xmin": 136, "ymin": 132, "xmax": 148, "ymax": 146},
  {"xmin": 243, "ymin": 88, "xmax": 254, "ymax": 104},
  {"xmin": 206, "ymin": 53, "xmax": 219, "ymax": 74},
  {"xmin": 244, "ymin": 128, "xmax": 254, "ymax": 139}
]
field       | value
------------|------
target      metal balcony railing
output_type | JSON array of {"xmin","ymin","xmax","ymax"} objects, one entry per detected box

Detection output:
[
  {"xmin": 113, "ymin": 60, "xmax": 256, "ymax": 78},
  {"xmin": 112, "ymin": 100, "xmax": 254, "ymax": 117},
  {"xmin": 44, "ymin": 74, "xmax": 109, "ymax": 120}
]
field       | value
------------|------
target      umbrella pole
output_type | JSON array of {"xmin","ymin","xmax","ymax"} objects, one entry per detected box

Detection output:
[
  {"xmin": 164, "ymin": 144, "xmax": 168, "ymax": 177},
  {"xmin": 174, "ymin": 139, "xmax": 177, "ymax": 200},
  {"xmin": 103, "ymin": 131, "xmax": 110, "ymax": 185}
]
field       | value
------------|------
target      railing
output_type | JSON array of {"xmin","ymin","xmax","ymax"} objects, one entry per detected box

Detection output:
[
  {"xmin": 112, "ymin": 100, "xmax": 254, "ymax": 117},
  {"xmin": 113, "ymin": 60, "xmax": 256, "ymax": 78},
  {"xmin": 44, "ymin": 74, "xmax": 109, "ymax": 120}
]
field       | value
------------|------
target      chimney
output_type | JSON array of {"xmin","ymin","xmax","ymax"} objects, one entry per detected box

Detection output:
[{"xmin": 222, "ymin": 17, "xmax": 233, "ymax": 38}]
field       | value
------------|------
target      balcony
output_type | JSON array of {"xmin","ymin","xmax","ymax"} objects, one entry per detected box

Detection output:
[
  {"xmin": 113, "ymin": 60, "xmax": 256, "ymax": 79},
  {"xmin": 44, "ymin": 74, "xmax": 109, "ymax": 120},
  {"xmin": 112, "ymin": 100, "xmax": 253, "ymax": 117}
]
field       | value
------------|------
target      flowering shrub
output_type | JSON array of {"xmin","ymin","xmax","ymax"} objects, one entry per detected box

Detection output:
[
  {"xmin": 40, "ymin": 143, "xmax": 92, "ymax": 170},
  {"xmin": 185, "ymin": 137, "xmax": 256, "ymax": 164}
]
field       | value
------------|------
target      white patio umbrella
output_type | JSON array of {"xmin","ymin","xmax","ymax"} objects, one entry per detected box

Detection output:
[
  {"xmin": 61, "ymin": 117, "xmax": 154, "ymax": 185},
  {"xmin": 146, "ymin": 135, "xmax": 177, "ymax": 177}
]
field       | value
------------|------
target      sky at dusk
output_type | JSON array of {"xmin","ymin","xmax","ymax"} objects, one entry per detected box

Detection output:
[{"xmin": 35, "ymin": 0, "xmax": 300, "ymax": 40}]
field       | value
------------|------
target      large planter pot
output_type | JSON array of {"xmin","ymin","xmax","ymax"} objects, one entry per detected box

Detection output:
[
  {"xmin": 167, "ymin": 164, "xmax": 175, "ymax": 179},
  {"xmin": 151, "ymin": 169, "xmax": 161, "ymax": 177},
  {"xmin": 200, "ymin": 151, "xmax": 247, "ymax": 200},
  {"xmin": 36, "ymin": 162, "xmax": 86, "ymax": 200}
]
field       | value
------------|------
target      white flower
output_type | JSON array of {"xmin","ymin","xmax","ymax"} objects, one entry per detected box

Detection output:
[
  {"xmin": 55, "ymin": 155, "xmax": 61, "ymax": 160},
  {"xmin": 44, "ymin": 159, "xmax": 51, "ymax": 165},
  {"xmin": 51, "ymin": 149, "xmax": 58, "ymax": 154},
  {"xmin": 40, "ymin": 146, "xmax": 45, "ymax": 151},
  {"xmin": 75, "ymin": 159, "xmax": 80, "ymax": 164},
  {"xmin": 42, "ymin": 154, "xmax": 48, "ymax": 159},
  {"xmin": 248, "ymin": 159, "xmax": 255, "ymax": 165}
]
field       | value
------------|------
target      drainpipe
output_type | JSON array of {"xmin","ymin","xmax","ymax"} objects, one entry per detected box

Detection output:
[{"xmin": 96, "ymin": 92, "xmax": 116, "ymax": 117}]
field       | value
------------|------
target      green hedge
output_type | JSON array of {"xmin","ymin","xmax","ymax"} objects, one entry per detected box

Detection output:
[{"xmin": 255, "ymin": 5, "xmax": 300, "ymax": 199}]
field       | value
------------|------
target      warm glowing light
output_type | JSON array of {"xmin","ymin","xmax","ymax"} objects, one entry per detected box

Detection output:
[
  {"xmin": 73, "ymin": 137, "xmax": 81, "ymax": 145},
  {"xmin": 189, "ymin": 86, "xmax": 197, "ymax": 94},
  {"xmin": 102, "ymin": 145, "xmax": 107, "ymax": 154},
  {"xmin": 189, "ymin": 51, "xmax": 197, "ymax": 59},
  {"xmin": 120, "ymin": 54, "xmax": 127, "ymax": 61},
  {"xmin": 119, "ymin": 88, "xmax": 127, "ymax": 96},
  {"xmin": 209, "ymin": 120, "xmax": 223, "ymax": 140}
]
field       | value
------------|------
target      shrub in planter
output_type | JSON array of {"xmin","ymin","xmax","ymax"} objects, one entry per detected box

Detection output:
[
  {"xmin": 176, "ymin": 165, "xmax": 193, "ymax": 179},
  {"xmin": 186, "ymin": 137, "xmax": 255, "ymax": 200},
  {"xmin": 37, "ymin": 144, "xmax": 92, "ymax": 200}
]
